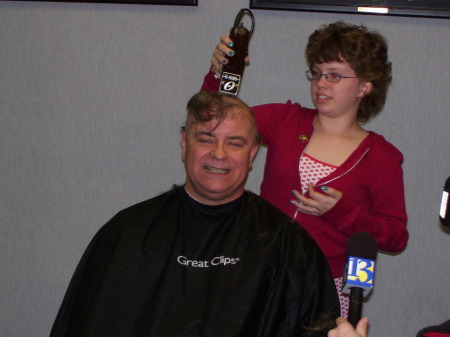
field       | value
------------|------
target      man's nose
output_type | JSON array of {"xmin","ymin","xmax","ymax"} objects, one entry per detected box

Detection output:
[{"xmin": 211, "ymin": 142, "xmax": 227, "ymax": 159}]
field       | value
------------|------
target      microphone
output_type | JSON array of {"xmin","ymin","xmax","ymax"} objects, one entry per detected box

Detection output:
[
  {"xmin": 439, "ymin": 176, "xmax": 450, "ymax": 227},
  {"xmin": 341, "ymin": 232, "xmax": 377, "ymax": 328}
]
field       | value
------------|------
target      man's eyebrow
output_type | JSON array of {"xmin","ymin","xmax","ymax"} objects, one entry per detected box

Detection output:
[
  {"xmin": 194, "ymin": 131, "xmax": 248, "ymax": 144},
  {"xmin": 195, "ymin": 131, "xmax": 214, "ymax": 137}
]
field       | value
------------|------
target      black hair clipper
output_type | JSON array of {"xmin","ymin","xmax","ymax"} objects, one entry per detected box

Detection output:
[{"xmin": 219, "ymin": 8, "xmax": 255, "ymax": 96}]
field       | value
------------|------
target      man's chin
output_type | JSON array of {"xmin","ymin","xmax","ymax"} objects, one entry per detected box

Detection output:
[{"xmin": 188, "ymin": 186, "xmax": 244, "ymax": 206}]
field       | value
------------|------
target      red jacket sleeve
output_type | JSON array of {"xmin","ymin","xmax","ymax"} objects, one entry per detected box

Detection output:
[{"xmin": 201, "ymin": 67, "xmax": 220, "ymax": 93}]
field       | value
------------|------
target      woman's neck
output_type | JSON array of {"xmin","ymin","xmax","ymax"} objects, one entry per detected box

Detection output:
[{"xmin": 314, "ymin": 114, "xmax": 365, "ymax": 137}]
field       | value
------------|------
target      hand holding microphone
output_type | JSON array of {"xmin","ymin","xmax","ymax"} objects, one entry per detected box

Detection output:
[{"xmin": 328, "ymin": 317, "xmax": 369, "ymax": 337}]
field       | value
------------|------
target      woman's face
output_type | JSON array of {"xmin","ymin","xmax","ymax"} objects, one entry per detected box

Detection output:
[{"xmin": 310, "ymin": 61, "xmax": 372, "ymax": 120}]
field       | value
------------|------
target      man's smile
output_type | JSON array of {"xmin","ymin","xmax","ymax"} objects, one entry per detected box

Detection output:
[{"xmin": 204, "ymin": 166, "xmax": 230, "ymax": 174}]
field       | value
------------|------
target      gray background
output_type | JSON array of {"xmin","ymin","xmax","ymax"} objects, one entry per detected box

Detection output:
[{"xmin": 1, "ymin": 1, "xmax": 449, "ymax": 336}]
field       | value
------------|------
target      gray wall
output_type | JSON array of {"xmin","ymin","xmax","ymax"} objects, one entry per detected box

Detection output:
[{"xmin": 1, "ymin": 1, "xmax": 449, "ymax": 336}]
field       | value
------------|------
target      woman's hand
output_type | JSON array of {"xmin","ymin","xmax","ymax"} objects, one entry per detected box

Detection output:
[
  {"xmin": 211, "ymin": 34, "xmax": 250, "ymax": 78},
  {"xmin": 328, "ymin": 317, "xmax": 369, "ymax": 337},
  {"xmin": 291, "ymin": 184, "xmax": 342, "ymax": 216}
]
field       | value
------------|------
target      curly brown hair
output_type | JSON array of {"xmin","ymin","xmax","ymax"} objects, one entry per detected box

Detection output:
[{"xmin": 305, "ymin": 21, "xmax": 392, "ymax": 124}]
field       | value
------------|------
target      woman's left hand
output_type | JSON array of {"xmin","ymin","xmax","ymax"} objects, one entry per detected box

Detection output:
[{"xmin": 291, "ymin": 183, "xmax": 342, "ymax": 216}]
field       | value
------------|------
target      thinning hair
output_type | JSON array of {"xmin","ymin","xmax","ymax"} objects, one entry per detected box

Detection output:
[{"xmin": 182, "ymin": 90, "xmax": 261, "ymax": 144}]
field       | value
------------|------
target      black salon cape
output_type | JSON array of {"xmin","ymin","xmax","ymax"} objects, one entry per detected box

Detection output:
[{"xmin": 50, "ymin": 187, "xmax": 339, "ymax": 337}]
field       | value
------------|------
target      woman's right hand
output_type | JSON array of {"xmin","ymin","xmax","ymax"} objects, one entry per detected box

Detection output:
[{"xmin": 211, "ymin": 34, "xmax": 250, "ymax": 78}]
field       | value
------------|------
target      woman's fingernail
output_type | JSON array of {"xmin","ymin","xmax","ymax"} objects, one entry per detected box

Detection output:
[
  {"xmin": 290, "ymin": 200, "xmax": 295, "ymax": 205},
  {"xmin": 321, "ymin": 186, "xmax": 328, "ymax": 191},
  {"xmin": 228, "ymin": 42, "xmax": 234, "ymax": 47},
  {"xmin": 222, "ymin": 59, "xmax": 228, "ymax": 64},
  {"xmin": 229, "ymin": 51, "xmax": 234, "ymax": 56}
]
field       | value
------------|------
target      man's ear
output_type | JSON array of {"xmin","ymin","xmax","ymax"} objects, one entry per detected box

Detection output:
[
  {"xmin": 248, "ymin": 144, "xmax": 260, "ymax": 168},
  {"xmin": 180, "ymin": 130, "xmax": 187, "ymax": 162}
]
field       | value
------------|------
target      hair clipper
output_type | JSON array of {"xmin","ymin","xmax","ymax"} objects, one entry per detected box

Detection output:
[{"xmin": 219, "ymin": 9, "xmax": 255, "ymax": 96}]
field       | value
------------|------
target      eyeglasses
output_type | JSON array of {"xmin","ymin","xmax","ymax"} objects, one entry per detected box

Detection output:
[{"xmin": 305, "ymin": 69, "xmax": 358, "ymax": 83}]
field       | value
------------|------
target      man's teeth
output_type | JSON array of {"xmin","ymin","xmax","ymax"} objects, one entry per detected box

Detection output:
[{"xmin": 205, "ymin": 166, "xmax": 229, "ymax": 174}]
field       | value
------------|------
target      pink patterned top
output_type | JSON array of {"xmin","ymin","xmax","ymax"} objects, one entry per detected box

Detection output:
[{"xmin": 299, "ymin": 153, "xmax": 337, "ymax": 194}]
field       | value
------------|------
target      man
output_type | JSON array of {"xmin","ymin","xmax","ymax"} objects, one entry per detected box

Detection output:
[{"xmin": 50, "ymin": 91, "xmax": 339, "ymax": 337}]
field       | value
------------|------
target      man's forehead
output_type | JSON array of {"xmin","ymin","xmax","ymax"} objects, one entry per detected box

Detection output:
[
  {"xmin": 224, "ymin": 106, "xmax": 252, "ymax": 120},
  {"xmin": 193, "ymin": 119, "xmax": 242, "ymax": 134}
]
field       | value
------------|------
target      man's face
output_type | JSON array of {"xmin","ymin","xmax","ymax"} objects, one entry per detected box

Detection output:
[{"xmin": 181, "ymin": 107, "xmax": 259, "ymax": 206}]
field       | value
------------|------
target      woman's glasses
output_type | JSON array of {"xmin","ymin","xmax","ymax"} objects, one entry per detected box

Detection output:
[{"xmin": 305, "ymin": 69, "xmax": 358, "ymax": 83}]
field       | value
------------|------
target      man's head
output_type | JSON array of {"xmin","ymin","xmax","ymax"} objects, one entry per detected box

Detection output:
[{"xmin": 181, "ymin": 91, "xmax": 260, "ymax": 206}]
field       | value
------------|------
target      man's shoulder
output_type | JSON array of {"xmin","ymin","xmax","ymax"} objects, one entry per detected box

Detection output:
[
  {"xmin": 243, "ymin": 191, "xmax": 324, "ymax": 263},
  {"xmin": 244, "ymin": 190, "xmax": 287, "ymax": 215},
  {"xmin": 244, "ymin": 191, "xmax": 313, "ymax": 238},
  {"xmin": 104, "ymin": 186, "xmax": 183, "ymax": 230},
  {"xmin": 120, "ymin": 185, "xmax": 181, "ymax": 213}
]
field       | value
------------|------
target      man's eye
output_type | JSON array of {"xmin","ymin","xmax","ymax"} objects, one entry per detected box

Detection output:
[
  {"xmin": 228, "ymin": 141, "xmax": 244, "ymax": 148},
  {"xmin": 199, "ymin": 138, "xmax": 213, "ymax": 143},
  {"xmin": 312, "ymin": 71, "xmax": 321, "ymax": 78}
]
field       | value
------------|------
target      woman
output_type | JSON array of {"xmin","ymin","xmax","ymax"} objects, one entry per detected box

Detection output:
[{"xmin": 201, "ymin": 21, "xmax": 408, "ymax": 315}]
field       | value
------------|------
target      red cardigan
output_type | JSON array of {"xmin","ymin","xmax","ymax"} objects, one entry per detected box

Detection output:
[{"xmin": 202, "ymin": 71, "xmax": 408, "ymax": 277}]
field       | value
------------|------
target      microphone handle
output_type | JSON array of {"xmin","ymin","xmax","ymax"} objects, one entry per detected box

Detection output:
[{"xmin": 348, "ymin": 287, "xmax": 363, "ymax": 328}]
